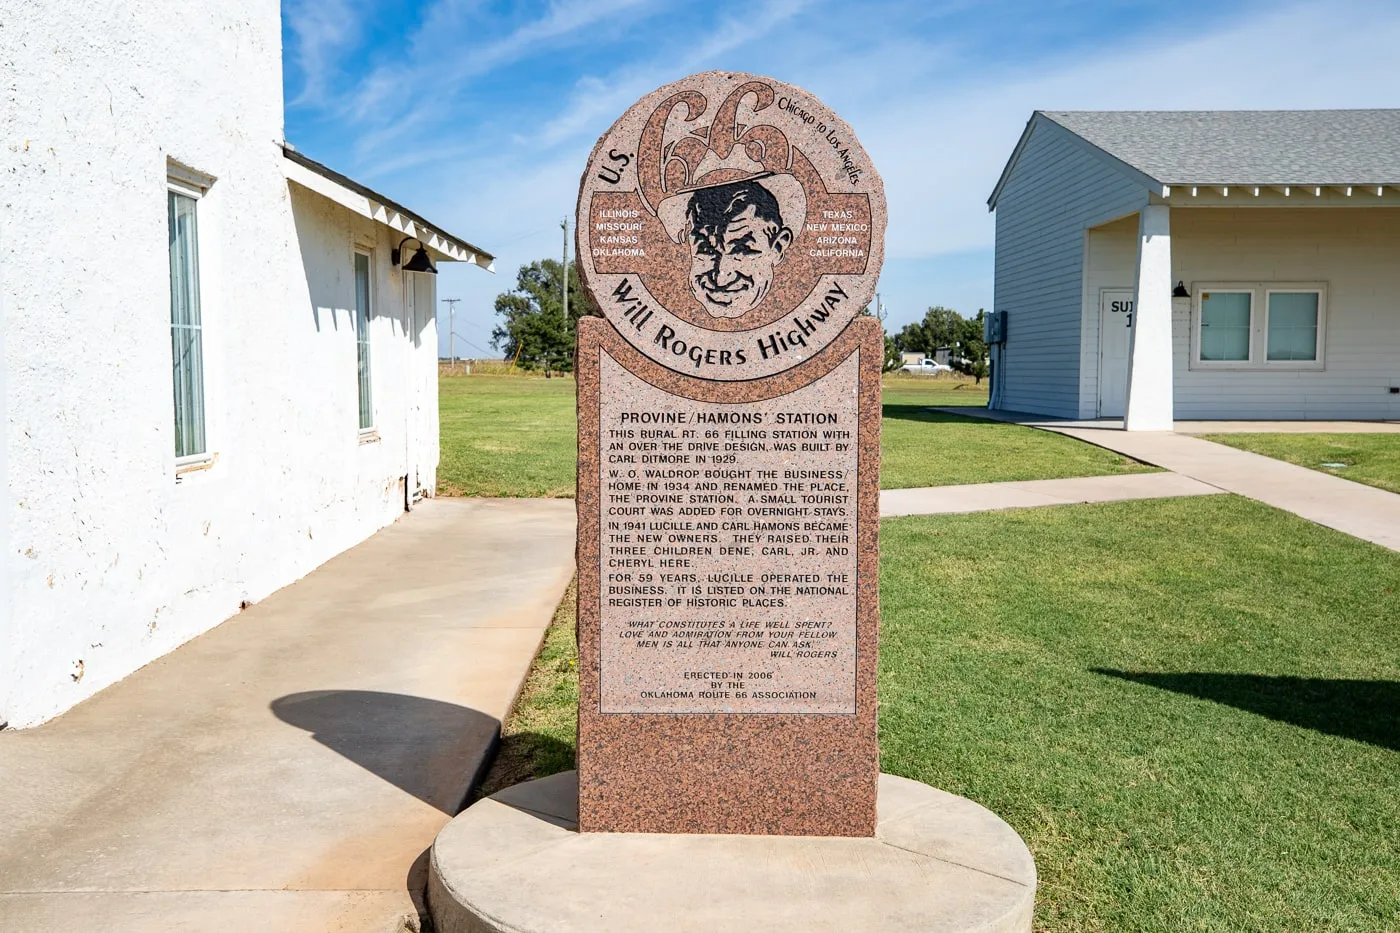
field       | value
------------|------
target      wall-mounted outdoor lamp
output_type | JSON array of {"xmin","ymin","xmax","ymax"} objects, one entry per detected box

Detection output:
[
  {"xmin": 392, "ymin": 236, "xmax": 438, "ymax": 274},
  {"xmin": 1172, "ymin": 281, "xmax": 1190, "ymax": 298}
]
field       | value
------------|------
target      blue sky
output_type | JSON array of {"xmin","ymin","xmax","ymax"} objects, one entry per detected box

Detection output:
[{"xmin": 282, "ymin": 0, "xmax": 1400, "ymax": 358}]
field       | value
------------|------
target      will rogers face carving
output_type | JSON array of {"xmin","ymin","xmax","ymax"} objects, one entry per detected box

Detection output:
[
  {"xmin": 684, "ymin": 178, "xmax": 796, "ymax": 318},
  {"xmin": 577, "ymin": 71, "xmax": 885, "ymax": 381}
]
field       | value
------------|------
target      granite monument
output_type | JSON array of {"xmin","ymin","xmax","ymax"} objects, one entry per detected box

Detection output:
[{"xmin": 575, "ymin": 71, "xmax": 886, "ymax": 835}]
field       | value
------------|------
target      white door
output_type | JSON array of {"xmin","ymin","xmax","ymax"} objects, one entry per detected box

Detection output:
[{"xmin": 1098, "ymin": 289, "xmax": 1134, "ymax": 418}]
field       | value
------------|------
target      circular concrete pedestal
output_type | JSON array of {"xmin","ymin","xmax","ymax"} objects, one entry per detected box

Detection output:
[{"xmin": 429, "ymin": 771, "xmax": 1035, "ymax": 933}]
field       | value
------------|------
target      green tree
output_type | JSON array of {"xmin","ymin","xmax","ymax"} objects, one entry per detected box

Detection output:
[
  {"xmin": 491, "ymin": 259, "xmax": 599, "ymax": 375},
  {"xmin": 953, "ymin": 310, "xmax": 990, "ymax": 384},
  {"xmin": 894, "ymin": 306, "xmax": 963, "ymax": 355},
  {"xmin": 893, "ymin": 320, "xmax": 925, "ymax": 355}
]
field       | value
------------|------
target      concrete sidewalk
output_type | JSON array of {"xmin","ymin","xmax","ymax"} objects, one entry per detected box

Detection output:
[
  {"xmin": 931, "ymin": 407, "xmax": 1400, "ymax": 434},
  {"xmin": 0, "ymin": 498, "xmax": 576, "ymax": 933},
  {"xmin": 1050, "ymin": 428, "xmax": 1400, "ymax": 552},
  {"xmin": 930, "ymin": 407, "xmax": 1400, "ymax": 552},
  {"xmin": 880, "ymin": 472, "xmax": 1222, "ymax": 518}
]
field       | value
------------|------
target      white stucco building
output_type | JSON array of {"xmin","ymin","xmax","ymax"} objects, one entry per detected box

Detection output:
[
  {"xmin": 987, "ymin": 110, "xmax": 1400, "ymax": 428},
  {"xmin": 1, "ymin": 1, "xmax": 493, "ymax": 727}
]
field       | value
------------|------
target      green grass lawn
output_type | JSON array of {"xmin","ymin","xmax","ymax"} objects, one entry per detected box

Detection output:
[
  {"xmin": 880, "ymin": 372, "xmax": 990, "ymax": 408},
  {"xmin": 478, "ymin": 495, "xmax": 1400, "ymax": 930},
  {"xmin": 882, "ymin": 496, "xmax": 1400, "ymax": 931},
  {"xmin": 439, "ymin": 374, "xmax": 578, "ymax": 497},
  {"xmin": 879, "ymin": 377, "xmax": 1153, "ymax": 489},
  {"xmin": 1201, "ymin": 432, "xmax": 1400, "ymax": 495},
  {"xmin": 474, "ymin": 577, "xmax": 580, "ymax": 801},
  {"xmin": 438, "ymin": 373, "xmax": 1150, "ymax": 496}
]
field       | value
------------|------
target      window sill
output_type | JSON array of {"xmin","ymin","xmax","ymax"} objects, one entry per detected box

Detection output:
[
  {"xmin": 175, "ymin": 453, "xmax": 217, "ymax": 481},
  {"xmin": 1189, "ymin": 361, "xmax": 1326, "ymax": 372},
  {"xmin": 359, "ymin": 429, "xmax": 381, "ymax": 445}
]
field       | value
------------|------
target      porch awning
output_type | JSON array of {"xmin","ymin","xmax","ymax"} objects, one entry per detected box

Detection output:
[{"xmin": 281, "ymin": 145, "xmax": 495, "ymax": 271}]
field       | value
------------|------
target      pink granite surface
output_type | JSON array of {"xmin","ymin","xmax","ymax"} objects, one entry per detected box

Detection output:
[
  {"xmin": 575, "ymin": 317, "xmax": 882, "ymax": 836},
  {"xmin": 576, "ymin": 71, "xmax": 886, "ymax": 381}
]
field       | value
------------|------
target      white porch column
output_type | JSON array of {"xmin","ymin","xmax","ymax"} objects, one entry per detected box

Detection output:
[{"xmin": 1124, "ymin": 204, "xmax": 1174, "ymax": 431}]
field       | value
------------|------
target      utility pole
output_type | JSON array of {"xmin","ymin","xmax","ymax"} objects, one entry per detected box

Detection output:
[
  {"xmin": 561, "ymin": 217, "xmax": 570, "ymax": 323},
  {"xmin": 441, "ymin": 297, "xmax": 461, "ymax": 372}
]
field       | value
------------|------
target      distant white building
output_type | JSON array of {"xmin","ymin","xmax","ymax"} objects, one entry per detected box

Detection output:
[
  {"xmin": 987, "ymin": 110, "xmax": 1400, "ymax": 428},
  {"xmin": 1, "ymin": 0, "xmax": 493, "ymax": 727}
]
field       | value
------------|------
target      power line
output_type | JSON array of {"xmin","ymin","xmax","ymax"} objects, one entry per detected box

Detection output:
[
  {"xmin": 449, "ymin": 332, "xmax": 494, "ymax": 357},
  {"xmin": 441, "ymin": 297, "xmax": 461, "ymax": 370}
]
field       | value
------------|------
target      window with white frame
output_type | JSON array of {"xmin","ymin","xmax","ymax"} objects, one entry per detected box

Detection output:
[
  {"xmin": 354, "ymin": 252, "xmax": 374, "ymax": 430},
  {"xmin": 1266, "ymin": 290, "xmax": 1321, "ymax": 362},
  {"xmin": 1198, "ymin": 290, "xmax": 1252, "ymax": 362},
  {"xmin": 1192, "ymin": 283, "xmax": 1327, "ymax": 370},
  {"xmin": 168, "ymin": 183, "xmax": 206, "ymax": 461}
]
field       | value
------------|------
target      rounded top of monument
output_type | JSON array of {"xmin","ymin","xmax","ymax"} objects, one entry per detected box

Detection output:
[{"xmin": 576, "ymin": 71, "xmax": 886, "ymax": 381}]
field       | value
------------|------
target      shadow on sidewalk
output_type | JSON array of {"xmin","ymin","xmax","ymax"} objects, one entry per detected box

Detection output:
[
  {"xmin": 1093, "ymin": 670, "xmax": 1400, "ymax": 752},
  {"xmin": 271, "ymin": 690, "xmax": 500, "ymax": 814}
]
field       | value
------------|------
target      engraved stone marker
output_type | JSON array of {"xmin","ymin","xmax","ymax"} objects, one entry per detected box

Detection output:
[{"xmin": 575, "ymin": 71, "xmax": 885, "ymax": 835}]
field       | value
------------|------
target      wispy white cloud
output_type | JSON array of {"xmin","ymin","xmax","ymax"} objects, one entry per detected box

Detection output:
[
  {"xmin": 358, "ymin": 0, "xmax": 810, "ymax": 184},
  {"xmin": 346, "ymin": 0, "xmax": 659, "ymax": 144},
  {"xmin": 284, "ymin": 0, "xmax": 364, "ymax": 106},
  {"xmin": 858, "ymin": 0, "xmax": 1400, "ymax": 258},
  {"xmin": 287, "ymin": 0, "xmax": 1400, "ymax": 349},
  {"xmin": 535, "ymin": 0, "xmax": 813, "ymax": 147},
  {"xmin": 468, "ymin": 0, "xmax": 657, "ymax": 72}
]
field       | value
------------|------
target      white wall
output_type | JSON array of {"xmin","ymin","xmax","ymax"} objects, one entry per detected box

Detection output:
[
  {"xmin": 1173, "ymin": 207, "xmax": 1400, "ymax": 419},
  {"xmin": 992, "ymin": 118, "xmax": 1149, "ymax": 417},
  {"xmin": 1086, "ymin": 207, "xmax": 1400, "ymax": 420},
  {"xmin": 1081, "ymin": 215, "xmax": 1141, "ymax": 418},
  {"xmin": 1, "ymin": 0, "xmax": 443, "ymax": 727}
]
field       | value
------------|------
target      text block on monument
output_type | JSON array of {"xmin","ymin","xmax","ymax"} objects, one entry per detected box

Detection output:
[
  {"xmin": 597, "ymin": 349, "xmax": 859, "ymax": 715},
  {"xmin": 574, "ymin": 71, "xmax": 886, "ymax": 836}
]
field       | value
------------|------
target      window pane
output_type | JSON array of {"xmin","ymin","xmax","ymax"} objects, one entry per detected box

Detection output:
[
  {"xmin": 169, "ymin": 191, "xmax": 206, "ymax": 458},
  {"xmin": 1199, "ymin": 291, "xmax": 1251, "ymax": 361},
  {"xmin": 171, "ymin": 326, "xmax": 205, "ymax": 456},
  {"xmin": 1267, "ymin": 292, "xmax": 1319, "ymax": 361},
  {"xmin": 355, "ymin": 253, "xmax": 373, "ymax": 430}
]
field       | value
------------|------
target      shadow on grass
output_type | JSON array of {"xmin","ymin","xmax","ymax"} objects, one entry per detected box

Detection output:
[
  {"xmin": 881, "ymin": 404, "xmax": 990, "ymax": 424},
  {"xmin": 472, "ymin": 730, "xmax": 577, "ymax": 804},
  {"xmin": 1094, "ymin": 671, "xmax": 1400, "ymax": 752}
]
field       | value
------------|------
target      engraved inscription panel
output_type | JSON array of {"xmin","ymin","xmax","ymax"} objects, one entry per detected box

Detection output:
[{"xmin": 598, "ymin": 349, "xmax": 859, "ymax": 714}]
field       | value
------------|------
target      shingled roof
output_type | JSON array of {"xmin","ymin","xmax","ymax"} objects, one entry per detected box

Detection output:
[{"xmin": 1040, "ymin": 109, "xmax": 1400, "ymax": 187}]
